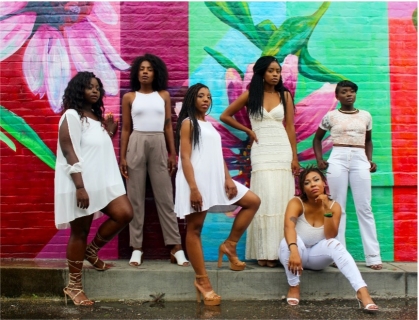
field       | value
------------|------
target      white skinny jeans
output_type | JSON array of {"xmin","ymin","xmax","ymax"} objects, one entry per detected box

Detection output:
[
  {"xmin": 326, "ymin": 147, "xmax": 381, "ymax": 266},
  {"xmin": 279, "ymin": 236, "xmax": 367, "ymax": 292}
]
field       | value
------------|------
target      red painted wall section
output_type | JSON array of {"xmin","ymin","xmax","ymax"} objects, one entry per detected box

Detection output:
[
  {"xmin": 118, "ymin": 1, "xmax": 189, "ymax": 259},
  {"xmin": 388, "ymin": 2, "xmax": 418, "ymax": 261}
]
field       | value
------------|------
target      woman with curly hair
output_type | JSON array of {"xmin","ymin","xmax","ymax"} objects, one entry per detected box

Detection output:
[
  {"xmin": 220, "ymin": 55, "xmax": 300, "ymax": 267},
  {"xmin": 120, "ymin": 54, "xmax": 188, "ymax": 267},
  {"xmin": 278, "ymin": 166, "xmax": 378, "ymax": 312},
  {"xmin": 55, "ymin": 71, "xmax": 133, "ymax": 305}
]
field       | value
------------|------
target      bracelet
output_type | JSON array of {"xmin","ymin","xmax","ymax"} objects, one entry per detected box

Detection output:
[
  {"xmin": 324, "ymin": 212, "xmax": 333, "ymax": 218},
  {"xmin": 76, "ymin": 186, "xmax": 84, "ymax": 189},
  {"xmin": 288, "ymin": 243, "xmax": 298, "ymax": 249},
  {"xmin": 109, "ymin": 131, "xmax": 114, "ymax": 137}
]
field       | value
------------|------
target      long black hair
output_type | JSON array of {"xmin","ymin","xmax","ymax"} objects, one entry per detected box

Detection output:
[
  {"xmin": 248, "ymin": 55, "xmax": 294, "ymax": 119},
  {"xmin": 62, "ymin": 71, "xmax": 105, "ymax": 123},
  {"xmin": 175, "ymin": 83, "xmax": 212, "ymax": 154},
  {"xmin": 298, "ymin": 165, "xmax": 329, "ymax": 202},
  {"xmin": 130, "ymin": 53, "xmax": 168, "ymax": 91}
]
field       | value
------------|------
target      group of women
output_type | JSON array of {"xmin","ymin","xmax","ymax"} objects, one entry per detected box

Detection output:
[{"xmin": 54, "ymin": 54, "xmax": 380, "ymax": 312}]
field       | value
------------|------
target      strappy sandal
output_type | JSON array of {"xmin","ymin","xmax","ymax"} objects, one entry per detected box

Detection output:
[
  {"xmin": 286, "ymin": 285, "xmax": 300, "ymax": 306},
  {"xmin": 170, "ymin": 250, "xmax": 189, "ymax": 266},
  {"xmin": 218, "ymin": 240, "xmax": 246, "ymax": 271},
  {"xmin": 194, "ymin": 275, "xmax": 221, "ymax": 306},
  {"xmin": 129, "ymin": 250, "xmax": 143, "ymax": 267},
  {"xmin": 367, "ymin": 264, "xmax": 382, "ymax": 270},
  {"xmin": 63, "ymin": 260, "xmax": 94, "ymax": 306},
  {"xmin": 85, "ymin": 233, "xmax": 109, "ymax": 271},
  {"xmin": 356, "ymin": 296, "xmax": 379, "ymax": 313}
]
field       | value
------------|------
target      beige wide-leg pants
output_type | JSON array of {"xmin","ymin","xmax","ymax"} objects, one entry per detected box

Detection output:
[{"xmin": 127, "ymin": 131, "xmax": 181, "ymax": 248}]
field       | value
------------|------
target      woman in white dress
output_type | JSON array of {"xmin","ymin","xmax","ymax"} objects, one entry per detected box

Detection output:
[
  {"xmin": 279, "ymin": 166, "xmax": 378, "ymax": 312},
  {"xmin": 175, "ymin": 83, "xmax": 260, "ymax": 306},
  {"xmin": 221, "ymin": 56, "xmax": 300, "ymax": 267},
  {"xmin": 55, "ymin": 72, "xmax": 133, "ymax": 306}
]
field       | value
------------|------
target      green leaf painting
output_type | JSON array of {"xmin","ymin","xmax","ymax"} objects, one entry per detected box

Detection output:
[
  {"xmin": 0, "ymin": 131, "xmax": 16, "ymax": 151},
  {"xmin": 0, "ymin": 105, "xmax": 56, "ymax": 169},
  {"xmin": 204, "ymin": 47, "xmax": 244, "ymax": 79},
  {"xmin": 413, "ymin": 8, "xmax": 417, "ymax": 31},
  {"xmin": 204, "ymin": 1, "xmax": 345, "ymax": 84},
  {"xmin": 298, "ymin": 45, "xmax": 346, "ymax": 83}
]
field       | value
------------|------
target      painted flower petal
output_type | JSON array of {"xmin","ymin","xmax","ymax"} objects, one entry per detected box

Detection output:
[
  {"xmin": 281, "ymin": 54, "xmax": 298, "ymax": 97},
  {"xmin": 92, "ymin": 2, "xmax": 118, "ymax": 25},
  {"xmin": 87, "ymin": 19, "xmax": 130, "ymax": 70},
  {"xmin": 23, "ymin": 27, "xmax": 48, "ymax": 97},
  {"xmin": 0, "ymin": 12, "xmax": 36, "ymax": 61},
  {"xmin": 65, "ymin": 21, "xmax": 118, "ymax": 95},
  {"xmin": 43, "ymin": 28, "xmax": 71, "ymax": 113},
  {"xmin": 294, "ymin": 83, "xmax": 338, "ymax": 143},
  {"xmin": 0, "ymin": 2, "xmax": 27, "ymax": 17},
  {"xmin": 298, "ymin": 136, "xmax": 333, "ymax": 161},
  {"xmin": 242, "ymin": 64, "xmax": 254, "ymax": 91},
  {"xmin": 225, "ymin": 68, "xmax": 243, "ymax": 104}
]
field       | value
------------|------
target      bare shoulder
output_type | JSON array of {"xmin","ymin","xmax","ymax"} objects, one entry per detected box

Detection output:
[
  {"xmin": 158, "ymin": 90, "xmax": 170, "ymax": 100},
  {"xmin": 122, "ymin": 91, "xmax": 136, "ymax": 103}
]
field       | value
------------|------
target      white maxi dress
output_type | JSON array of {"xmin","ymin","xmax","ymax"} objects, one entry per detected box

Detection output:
[
  {"xmin": 245, "ymin": 104, "xmax": 295, "ymax": 260},
  {"xmin": 175, "ymin": 119, "xmax": 248, "ymax": 219},
  {"xmin": 54, "ymin": 109, "xmax": 126, "ymax": 229}
]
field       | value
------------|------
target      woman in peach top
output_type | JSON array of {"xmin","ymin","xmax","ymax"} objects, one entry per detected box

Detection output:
[{"xmin": 313, "ymin": 80, "xmax": 382, "ymax": 270}]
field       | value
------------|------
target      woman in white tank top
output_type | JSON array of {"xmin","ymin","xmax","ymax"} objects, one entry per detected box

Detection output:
[
  {"xmin": 120, "ymin": 54, "xmax": 188, "ymax": 267},
  {"xmin": 279, "ymin": 166, "xmax": 378, "ymax": 313}
]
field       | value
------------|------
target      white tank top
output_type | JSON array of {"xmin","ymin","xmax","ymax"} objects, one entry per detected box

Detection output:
[
  {"xmin": 131, "ymin": 91, "xmax": 165, "ymax": 131},
  {"xmin": 294, "ymin": 197, "xmax": 335, "ymax": 247}
]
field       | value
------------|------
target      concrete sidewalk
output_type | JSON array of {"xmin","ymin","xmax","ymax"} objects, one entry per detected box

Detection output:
[{"xmin": 1, "ymin": 260, "xmax": 416, "ymax": 301}]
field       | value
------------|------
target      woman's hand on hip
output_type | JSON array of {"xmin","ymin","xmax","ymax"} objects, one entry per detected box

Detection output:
[
  {"xmin": 190, "ymin": 188, "xmax": 203, "ymax": 212},
  {"xmin": 225, "ymin": 178, "xmax": 238, "ymax": 200},
  {"xmin": 246, "ymin": 130, "xmax": 258, "ymax": 147},
  {"xmin": 76, "ymin": 188, "xmax": 89, "ymax": 209},
  {"xmin": 119, "ymin": 158, "xmax": 129, "ymax": 179}
]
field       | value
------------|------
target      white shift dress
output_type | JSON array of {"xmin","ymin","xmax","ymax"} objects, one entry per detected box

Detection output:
[
  {"xmin": 175, "ymin": 119, "xmax": 248, "ymax": 219},
  {"xmin": 54, "ymin": 109, "xmax": 126, "ymax": 229}
]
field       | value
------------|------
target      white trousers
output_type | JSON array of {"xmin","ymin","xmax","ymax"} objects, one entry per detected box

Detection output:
[
  {"xmin": 279, "ymin": 236, "xmax": 367, "ymax": 292},
  {"xmin": 326, "ymin": 147, "xmax": 381, "ymax": 266}
]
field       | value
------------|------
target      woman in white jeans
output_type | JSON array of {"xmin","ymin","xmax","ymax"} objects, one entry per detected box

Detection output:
[
  {"xmin": 313, "ymin": 80, "xmax": 382, "ymax": 270},
  {"xmin": 279, "ymin": 166, "xmax": 378, "ymax": 312}
]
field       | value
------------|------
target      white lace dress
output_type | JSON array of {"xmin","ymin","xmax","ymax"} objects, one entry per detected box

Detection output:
[{"xmin": 245, "ymin": 104, "xmax": 295, "ymax": 260}]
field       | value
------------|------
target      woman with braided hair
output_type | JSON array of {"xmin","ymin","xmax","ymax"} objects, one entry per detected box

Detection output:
[
  {"xmin": 221, "ymin": 55, "xmax": 300, "ymax": 267},
  {"xmin": 55, "ymin": 71, "xmax": 133, "ymax": 306},
  {"xmin": 175, "ymin": 83, "xmax": 260, "ymax": 305}
]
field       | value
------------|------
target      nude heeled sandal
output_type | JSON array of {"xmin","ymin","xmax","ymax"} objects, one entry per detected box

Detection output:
[
  {"xmin": 217, "ymin": 240, "xmax": 246, "ymax": 271},
  {"xmin": 63, "ymin": 260, "xmax": 94, "ymax": 306},
  {"xmin": 85, "ymin": 233, "xmax": 109, "ymax": 271},
  {"xmin": 194, "ymin": 275, "xmax": 221, "ymax": 306}
]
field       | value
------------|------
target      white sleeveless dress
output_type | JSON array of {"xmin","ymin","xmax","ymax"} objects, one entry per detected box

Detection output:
[
  {"xmin": 54, "ymin": 109, "xmax": 126, "ymax": 229},
  {"xmin": 245, "ymin": 103, "xmax": 295, "ymax": 260},
  {"xmin": 175, "ymin": 119, "xmax": 249, "ymax": 219}
]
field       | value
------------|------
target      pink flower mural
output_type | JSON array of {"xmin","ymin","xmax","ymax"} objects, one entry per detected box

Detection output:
[{"xmin": 0, "ymin": 1, "xmax": 129, "ymax": 113}]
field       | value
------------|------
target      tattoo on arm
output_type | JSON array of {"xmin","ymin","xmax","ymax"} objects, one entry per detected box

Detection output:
[
  {"xmin": 290, "ymin": 216, "xmax": 297, "ymax": 225},
  {"xmin": 164, "ymin": 118, "xmax": 170, "ymax": 126}
]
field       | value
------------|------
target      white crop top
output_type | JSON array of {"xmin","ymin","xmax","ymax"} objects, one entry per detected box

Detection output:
[
  {"xmin": 131, "ymin": 91, "xmax": 165, "ymax": 131},
  {"xmin": 319, "ymin": 109, "xmax": 372, "ymax": 146},
  {"xmin": 294, "ymin": 197, "xmax": 335, "ymax": 247}
]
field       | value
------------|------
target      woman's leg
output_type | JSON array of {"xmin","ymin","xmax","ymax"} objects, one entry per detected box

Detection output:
[
  {"xmin": 349, "ymin": 152, "xmax": 382, "ymax": 268},
  {"xmin": 85, "ymin": 195, "xmax": 133, "ymax": 269},
  {"xmin": 278, "ymin": 236, "xmax": 307, "ymax": 304},
  {"xmin": 327, "ymin": 148, "xmax": 350, "ymax": 247},
  {"xmin": 308, "ymin": 238, "xmax": 377, "ymax": 308},
  {"xmin": 65, "ymin": 215, "xmax": 95, "ymax": 305},
  {"xmin": 223, "ymin": 191, "xmax": 260, "ymax": 258},
  {"xmin": 148, "ymin": 134, "xmax": 184, "ymax": 259}
]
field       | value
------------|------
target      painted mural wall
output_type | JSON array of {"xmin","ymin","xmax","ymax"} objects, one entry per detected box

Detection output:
[{"xmin": 0, "ymin": 1, "xmax": 417, "ymax": 262}]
